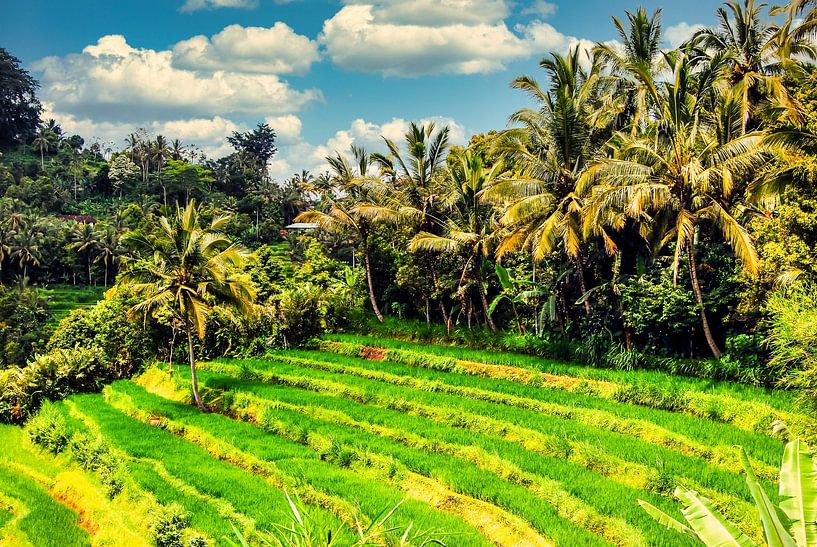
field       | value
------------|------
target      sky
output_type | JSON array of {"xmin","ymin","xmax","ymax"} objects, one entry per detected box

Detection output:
[{"xmin": 2, "ymin": 0, "xmax": 721, "ymax": 178}]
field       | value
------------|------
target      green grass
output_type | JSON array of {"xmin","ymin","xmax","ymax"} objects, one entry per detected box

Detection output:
[
  {"xmin": 323, "ymin": 334, "xmax": 797, "ymax": 409},
  {"xmin": 0, "ymin": 425, "xmax": 90, "ymax": 547},
  {"xmin": 109, "ymin": 380, "xmax": 491, "ymax": 546},
  {"xmin": 39, "ymin": 285, "xmax": 105, "ymax": 326},
  {"xmin": 2, "ymin": 330, "xmax": 805, "ymax": 545},
  {"xmin": 59, "ymin": 394, "xmax": 356, "ymax": 543}
]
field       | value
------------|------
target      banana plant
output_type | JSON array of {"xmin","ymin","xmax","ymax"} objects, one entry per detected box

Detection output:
[
  {"xmin": 639, "ymin": 439, "xmax": 817, "ymax": 546},
  {"xmin": 488, "ymin": 263, "xmax": 571, "ymax": 336}
]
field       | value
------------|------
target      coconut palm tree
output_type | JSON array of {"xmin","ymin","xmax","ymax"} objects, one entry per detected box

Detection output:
[
  {"xmin": 117, "ymin": 200, "xmax": 255, "ymax": 410},
  {"xmin": 32, "ymin": 126, "xmax": 52, "ymax": 171},
  {"xmin": 581, "ymin": 52, "xmax": 771, "ymax": 358},
  {"xmin": 69, "ymin": 222, "xmax": 100, "ymax": 284},
  {"xmin": 594, "ymin": 6, "xmax": 665, "ymax": 131},
  {"xmin": 410, "ymin": 150, "xmax": 503, "ymax": 331},
  {"xmin": 488, "ymin": 47, "xmax": 617, "ymax": 314},
  {"xmin": 11, "ymin": 223, "xmax": 42, "ymax": 279},
  {"xmin": 688, "ymin": 0, "xmax": 812, "ymax": 133},
  {"xmin": 94, "ymin": 225, "xmax": 122, "ymax": 287},
  {"xmin": 296, "ymin": 147, "xmax": 386, "ymax": 322}
]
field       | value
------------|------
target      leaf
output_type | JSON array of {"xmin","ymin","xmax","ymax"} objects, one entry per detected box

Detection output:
[
  {"xmin": 675, "ymin": 486, "xmax": 756, "ymax": 546},
  {"xmin": 638, "ymin": 499, "xmax": 698, "ymax": 539},
  {"xmin": 778, "ymin": 440, "xmax": 817, "ymax": 546},
  {"xmin": 740, "ymin": 448, "xmax": 796, "ymax": 547},
  {"xmin": 488, "ymin": 295, "xmax": 507, "ymax": 318},
  {"xmin": 495, "ymin": 263, "xmax": 514, "ymax": 291}
]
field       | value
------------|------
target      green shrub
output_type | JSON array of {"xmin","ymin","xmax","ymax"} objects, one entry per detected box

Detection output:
[
  {"xmin": 767, "ymin": 284, "xmax": 817, "ymax": 411},
  {"xmin": 149, "ymin": 502, "xmax": 192, "ymax": 547},
  {"xmin": 48, "ymin": 291, "xmax": 154, "ymax": 377},
  {"xmin": 68, "ymin": 432, "xmax": 127, "ymax": 497},
  {"xmin": 24, "ymin": 401, "xmax": 70, "ymax": 453},
  {"xmin": 0, "ymin": 347, "xmax": 106, "ymax": 423}
]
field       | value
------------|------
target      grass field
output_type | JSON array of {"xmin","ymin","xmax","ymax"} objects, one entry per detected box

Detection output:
[
  {"xmin": 39, "ymin": 285, "xmax": 106, "ymax": 326},
  {"xmin": 1, "ymin": 333, "xmax": 814, "ymax": 546}
]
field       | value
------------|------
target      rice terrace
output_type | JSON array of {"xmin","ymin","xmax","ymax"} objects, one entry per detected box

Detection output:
[{"xmin": 3, "ymin": 0, "xmax": 817, "ymax": 545}]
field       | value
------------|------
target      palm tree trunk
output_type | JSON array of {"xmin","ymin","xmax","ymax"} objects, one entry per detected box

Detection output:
[
  {"xmin": 88, "ymin": 256, "xmax": 92, "ymax": 285},
  {"xmin": 40, "ymin": 148, "xmax": 44, "ymax": 171},
  {"xmin": 362, "ymin": 240, "xmax": 383, "ymax": 322},
  {"xmin": 574, "ymin": 253, "xmax": 591, "ymax": 315},
  {"xmin": 476, "ymin": 266, "xmax": 497, "ymax": 332},
  {"xmin": 104, "ymin": 263, "xmax": 108, "ymax": 287},
  {"xmin": 186, "ymin": 327, "xmax": 208, "ymax": 411},
  {"xmin": 687, "ymin": 242, "xmax": 721, "ymax": 359}
]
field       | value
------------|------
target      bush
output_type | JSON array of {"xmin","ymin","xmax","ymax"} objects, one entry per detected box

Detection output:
[
  {"xmin": 48, "ymin": 290, "xmax": 154, "ymax": 377},
  {"xmin": 0, "ymin": 284, "xmax": 51, "ymax": 368},
  {"xmin": 68, "ymin": 432, "xmax": 127, "ymax": 497},
  {"xmin": 149, "ymin": 502, "xmax": 191, "ymax": 547},
  {"xmin": 25, "ymin": 401, "xmax": 70, "ymax": 453},
  {"xmin": 767, "ymin": 284, "xmax": 817, "ymax": 411},
  {"xmin": 0, "ymin": 347, "xmax": 107, "ymax": 423}
]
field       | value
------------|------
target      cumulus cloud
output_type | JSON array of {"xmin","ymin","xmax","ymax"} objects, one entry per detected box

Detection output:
[
  {"xmin": 520, "ymin": 1, "xmax": 557, "ymax": 18},
  {"xmin": 320, "ymin": 3, "xmax": 595, "ymax": 76},
  {"xmin": 268, "ymin": 116, "xmax": 467, "ymax": 179},
  {"xmin": 180, "ymin": 0, "xmax": 257, "ymax": 13},
  {"xmin": 32, "ymin": 35, "xmax": 321, "ymax": 124},
  {"xmin": 341, "ymin": 0, "xmax": 510, "ymax": 26},
  {"xmin": 664, "ymin": 22, "xmax": 705, "ymax": 49},
  {"xmin": 172, "ymin": 23, "xmax": 319, "ymax": 74}
]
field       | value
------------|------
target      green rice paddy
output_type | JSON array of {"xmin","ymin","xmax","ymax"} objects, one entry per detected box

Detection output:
[{"xmin": 2, "ymin": 333, "xmax": 813, "ymax": 546}]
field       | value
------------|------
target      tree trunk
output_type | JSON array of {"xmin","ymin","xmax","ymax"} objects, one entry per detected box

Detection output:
[
  {"xmin": 575, "ymin": 253, "xmax": 591, "ymax": 315},
  {"xmin": 477, "ymin": 272, "xmax": 497, "ymax": 332},
  {"xmin": 104, "ymin": 263, "xmax": 108, "ymax": 287},
  {"xmin": 438, "ymin": 301, "xmax": 452, "ymax": 335},
  {"xmin": 424, "ymin": 297, "xmax": 430, "ymax": 325},
  {"xmin": 687, "ymin": 242, "xmax": 721, "ymax": 358},
  {"xmin": 186, "ymin": 327, "xmax": 208, "ymax": 411},
  {"xmin": 88, "ymin": 256, "xmax": 92, "ymax": 285},
  {"xmin": 362, "ymin": 240, "xmax": 383, "ymax": 322},
  {"xmin": 40, "ymin": 149, "xmax": 44, "ymax": 171}
]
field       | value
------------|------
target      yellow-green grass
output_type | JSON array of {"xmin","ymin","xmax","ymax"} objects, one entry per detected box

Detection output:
[
  {"xmin": 105, "ymin": 380, "xmax": 494, "ymax": 546},
  {"xmin": 0, "ymin": 425, "xmax": 89, "ymax": 547},
  {"xmin": 56, "ymin": 394, "xmax": 358, "ymax": 544},
  {"xmin": 39, "ymin": 285, "xmax": 105, "ymax": 327},
  {"xmin": 191, "ymin": 362, "xmax": 767, "ymax": 543}
]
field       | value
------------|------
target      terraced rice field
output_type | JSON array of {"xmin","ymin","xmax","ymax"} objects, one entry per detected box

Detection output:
[
  {"xmin": 40, "ymin": 285, "xmax": 105, "ymax": 326},
  {"xmin": 1, "ymin": 333, "xmax": 813, "ymax": 546}
]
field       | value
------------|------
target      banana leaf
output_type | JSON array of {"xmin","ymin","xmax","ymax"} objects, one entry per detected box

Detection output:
[
  {"xmin": 740, "ymin": 448, "xmax": 796, "ymax": 547},
  {"xmin": 675, "ymin": 485, "xmax": 756, "ymax": 546},
  {"xmin": 779, "ymin": 440, "xmax": 817, "ymax": 546}
]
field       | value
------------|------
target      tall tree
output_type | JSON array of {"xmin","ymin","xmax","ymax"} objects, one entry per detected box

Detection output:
[
  {"xmin": 410, "ymin": 150, "xmax": 503, "ymax": 331},
  {"xmin": 490, "ymin": 47, "xmax": 616, "ymax": 314},
  {"xmin": 0, "ymin": 48, "xmax": 41, "ymax": 146},
  {"xmin": 297, "ymin": 146, "xmax": 386, "ymax": 322},
  {"xmin": 118, "ymin": 201, "xmax": 255, "ymax": 410},
  {"xmin": 582, "ymin": 52, "xmax": 771, "ymax": 358}
]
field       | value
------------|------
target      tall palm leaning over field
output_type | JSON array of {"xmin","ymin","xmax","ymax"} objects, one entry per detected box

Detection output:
[
  {"xmin": 117, "ymin": 201, "xmax": 255, "ymax": 410},
  {"xmin": 410, "ymin": 150, "xmax": 503, "ymax": 331},
  {"xmin": 581, "ymin": 52, "xmax": 771, "ymax": 358},
  {"xmin": 489, "ymin": 47, "xmax": 617, "ymax": 315},
  {"xmin": 297, "ymin": 146, "xmax": 386, "ymax": 322}
]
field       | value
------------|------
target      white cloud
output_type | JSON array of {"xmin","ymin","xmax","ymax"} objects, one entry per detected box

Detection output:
[
  {"xmin": 320, "ymin": 3, "xmax": 597, "ymax": 77},
  {"xmin": 172, "ymin": 23, "xmax": 319, "ymax": 74},
  {"xmin": 180, "ymin": 0, "xmax": 257, "ymax": 13},
  {"xmin": 341, "ymin": 0, "xmax": 510, "ymax": 26},
  {"xmin": 520, "ymin": 0, "xmax": 557, "ymax": 18},
  {"xmin": 269, "ymin": 116, "xmax": 467, "ymax": 179},
  {"xmin": 32, "ymin": 35, "xmax": 321, "ymax": 123},
  {"xmin": 664, "ymin": 22, "xmax": 705, "ymax": 49}
]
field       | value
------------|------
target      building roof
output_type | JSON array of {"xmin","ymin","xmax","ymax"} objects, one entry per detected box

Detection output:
[{"xmin": 284, "ymin": 222, "xmax": 320, "ymax": 230}]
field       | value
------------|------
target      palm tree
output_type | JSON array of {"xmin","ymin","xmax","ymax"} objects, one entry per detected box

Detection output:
[
  {"xmin": 69, "ymin": 222, "xmax": 100, "ymax": 284},
  {"xmin": 410, "ymin": 150, "xmax": 503, "ymax": 331},
  {"xmin": 153, "ymin": 136, "xmax": 171, "ymax": 207},
  {"xmin": 32, "ymin": 126, "xmax": 52, "ymax": 171},
  {"xmin": 170, "ymin": 139, "xmax": 186, "ymax": 161},
  {"xmin": 11, "ymin": 223, "xmax": 42, "ymax": 279},
  {"xmin": 581, "ymin": 52, "xmax": 771, "ymax": 358},
  {"xmin": 125, "ymin": 133, "xmax": 141, "ymax": 162},
  {"xmin": 94, "ymin": 225, "xmax": 122, "ymax": 287},
  {"xmin": 594, "ymin": 6, "xmax": 664, "ymax": 131},
  {"xmin": 489, "ymin": 47, "xmax": 616, "ymax": 314},
  {"xmin": 688, "ymin": 0, "xmax": 812, "ymax": 133},
  {"xmin": 117, "ymin": 201, "xmax": 255, "ymax": 410},
  {"xmin": 297, "ymin": 146, "xmax": 386, "ymax": 322}
]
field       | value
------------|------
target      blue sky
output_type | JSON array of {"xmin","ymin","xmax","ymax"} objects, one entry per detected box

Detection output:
[{"xmin": 2, "ymin": 0, "xmax": 721, "ymax": 177}]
